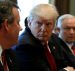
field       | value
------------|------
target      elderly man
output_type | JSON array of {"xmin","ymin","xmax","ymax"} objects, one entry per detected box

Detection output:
[
  {"xmin": 56, "ymin": 14, "xmax": 75, "ymax": 55},
  {"xmin": 14, "ymin": 4, "xmax": 75, "ymax": 71},
  {"xmin": 50, "ymin": 14, "xmax": 75, "ymax": 71},
  {"xmin": 0, "ymin": 0, "xmax": 22, "ymax": 71}
]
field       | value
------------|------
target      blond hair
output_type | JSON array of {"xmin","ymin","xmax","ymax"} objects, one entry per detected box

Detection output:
[{"xmin": 28, "ymin": 4, "xmax": 59, "ymax": 22}]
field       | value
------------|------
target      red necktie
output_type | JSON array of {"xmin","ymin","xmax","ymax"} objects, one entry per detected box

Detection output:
[
  {"xmin": 1, "ymin": 50, "xmax": 8, "ymax": 71},
  {"xmin": 44, "ymin": 43, "xmax": 57, "ymax": 71},
  {"xmin": 72, "ymin": 45, "xmax": 75, "ymax": 55}
]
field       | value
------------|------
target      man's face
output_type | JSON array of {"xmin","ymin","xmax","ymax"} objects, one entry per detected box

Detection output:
[
  {"xmin": 7, "ymin": 7, "xmax": 22, "ymax": 46},
  {"xmin": 28, "ymin": 16, "xmax": 54, "ymax": 43},
  {"xmin": 60, "ymin": 18, "xmax": 75, "ymax": 43}
]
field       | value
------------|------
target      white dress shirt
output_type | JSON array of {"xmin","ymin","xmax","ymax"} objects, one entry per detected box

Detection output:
[
  {"xmin": 0, "ymin": 45, "xmax": 3, "ymax": 65},
  {"xmin": 66, "ymin": 43, "xmax": 74, "ymax": 55},
  {"xmin": 0, "ymin": 45, "xmax": 9, "ymax": 71},
  {"xmin": 59, "ymin": 35, "xmax": 74, "ymax": 55}
]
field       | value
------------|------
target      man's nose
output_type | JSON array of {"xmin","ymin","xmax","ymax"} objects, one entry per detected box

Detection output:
[
  {"xmin": 19, "ymin": 25, "xmax": 22, "ymax": 31},
  {"xmin": 41, "ymin": 24, "xmax": 46, "ymax": 31},
  {"xmin": 70, "ymin": 28, "xmax": 74, "ymax": 34}
]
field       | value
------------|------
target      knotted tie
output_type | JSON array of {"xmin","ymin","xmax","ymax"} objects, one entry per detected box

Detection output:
[
  {"xmin": 72, "ymin": 45, "xmax": 75, "ymax": 55},
  {"xmin": 1, "ymin": 50, "xmax": 8, "ymax": 71},
  {"xmin": 44, "ymin": 43, "xmax": 57, "ymax": 71}
]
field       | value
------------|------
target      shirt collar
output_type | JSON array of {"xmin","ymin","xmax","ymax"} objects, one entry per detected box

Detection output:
[
  {"xmin": 66, "ymin": 43, "xmax": 73, "ymax": 49},
  {"xmin": 0, "ymin": 45, "xmax": 3, "ymax": 57}
]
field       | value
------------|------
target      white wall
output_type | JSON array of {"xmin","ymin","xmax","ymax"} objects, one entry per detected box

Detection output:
[
  {"xmin": 70, "ymin": 0, "xmax": 75, "ymax": 16},
  {"xmin": 18, "ymin": 0, "xmax": 48, "ymax": 34}
]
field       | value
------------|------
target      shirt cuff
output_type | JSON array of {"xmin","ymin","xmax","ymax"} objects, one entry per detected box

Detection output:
[{"xmin": 64, "ymin": 68, "xmax": 69, "ymax": 71}]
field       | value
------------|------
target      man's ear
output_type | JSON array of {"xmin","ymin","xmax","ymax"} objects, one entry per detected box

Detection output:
[
  {"xmin": 2, "ymin": 19, "xmax": 9, "ymax": 31},
  {"xmin": 27, "ymin": 19, "xmax": 31, "ymax": 29},
  {"xmin": 57, "ymin": 28, "xmax": 60, "ymax": 33}
]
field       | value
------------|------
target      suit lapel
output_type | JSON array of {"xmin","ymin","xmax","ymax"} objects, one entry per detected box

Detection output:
[
  {"xmin": 6, "ymin": 49, "xmax": 19, "ymax": 71},
  {"xmin": 0, "ymin": 62, "xmax": 4, "ymax": 71}
]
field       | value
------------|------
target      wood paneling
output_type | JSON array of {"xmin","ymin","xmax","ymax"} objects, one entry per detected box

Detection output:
[
  {"xmin": 10, "ymin": 0, "xmax": 17, "ymax": 4},
  {"xmin": 55, "ymin": 0, "xmax": 70, "ymax": 15}
]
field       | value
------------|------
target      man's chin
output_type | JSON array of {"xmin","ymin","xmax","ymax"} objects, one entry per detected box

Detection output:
[{"xmin": 39, "ymin": 39, "xmax": 48, "ymax": 43}]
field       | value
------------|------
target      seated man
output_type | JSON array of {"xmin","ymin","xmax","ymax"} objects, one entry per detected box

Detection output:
[
  {"xmin": 14, "ymin": 4, "xmax": 75, "ymax": 71},
  {"xmin": 50, "ymin": 14, "xmax": 75, "ymax": 71},
  {"xmin": 0, "ymin": 0, "xmax": 22, "ymax": 71},
  {"xmin": 56, "ymin": 14, "xmax": 75, "ymax": 55}
]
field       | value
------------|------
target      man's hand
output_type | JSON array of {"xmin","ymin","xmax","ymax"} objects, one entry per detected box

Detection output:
[{"xmin": 64, "ymin": 66, "xmax": 75, "ymax": 71}]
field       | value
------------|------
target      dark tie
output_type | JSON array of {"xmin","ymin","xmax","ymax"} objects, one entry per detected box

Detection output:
[
  {"xmin": 44, "ymin": 43, "xmax": 57, "ymax": 71},
  {"xmin": 72, "ymin": 45, "xmax": 75, "ymax": 55},
  {"xmin": 1, "ymin": 50, "xmax": 8, "ymax": 71}
]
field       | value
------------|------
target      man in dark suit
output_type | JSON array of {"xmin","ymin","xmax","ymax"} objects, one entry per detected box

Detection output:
[
  {"xmin": 54, "ymin": 14, "xmax": 75, "ymax": 55},
  {"xmin": 14, "ymin": 4, "xmax": 75, "ymax": 71},
  {"xmin": 0, "ymin": 0, "xmax": 22, "ymax": 71},
  {"xmin": 49, "ymin": 14, "xmax": 75, "ymax": 71},
  {"xmin": 50, "ymin": 33, "xmax": 75, "ymax": 69}
]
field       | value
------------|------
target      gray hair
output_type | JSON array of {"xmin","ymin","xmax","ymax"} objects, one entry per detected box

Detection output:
[{"xmin": 57, "ymin": 14, "xmax": 75, "ymax": 28}]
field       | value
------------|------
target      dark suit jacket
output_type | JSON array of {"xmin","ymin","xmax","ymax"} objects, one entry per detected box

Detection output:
[
  {"xmin": 50, "ymin": 33, "xmax": 74, "ymax": 54},
  {"xmin": 14, "ymin": 28, "xmax": 75, "ymax": 71},
  {"xmin": 49, "ymin": 33, "xmax": 75, "ymax": 68},
  {"xmin": 0, "ymin": 62, "xmax": 4, "ymax": 71},
  {"xmin": 0, "ymin": 49, "xmax": 19, "ymax": 71}
]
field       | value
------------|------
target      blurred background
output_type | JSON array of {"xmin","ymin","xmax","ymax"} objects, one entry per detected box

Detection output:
[{"xmin": 2, "ymin": 0, "xmax": 75, "ymax": 34}]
